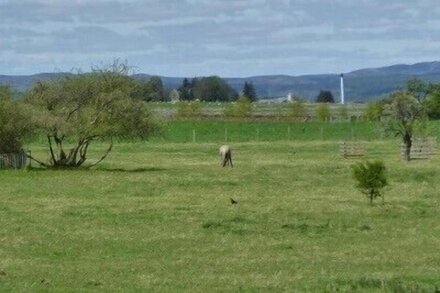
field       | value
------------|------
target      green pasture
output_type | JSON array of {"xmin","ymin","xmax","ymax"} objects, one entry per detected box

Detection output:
[
  {"xmin": 1, "ymin": 139, "xmax": 439, "ymax": 291},
  {"xmin": 158, "ymin": 121, "xmax": 380, "ymax": 143},
  {"xmin": 156, "ymin": 120, "xmax": 440, "ymax": 143}
]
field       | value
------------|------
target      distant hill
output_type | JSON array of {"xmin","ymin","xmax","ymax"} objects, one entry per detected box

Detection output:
[
  {"xmin": 0, "ymin": 73, "xmax": 72, "ymax": 94},
  {"xmin": 2, "ymin": 61, "xmax": 440, "ymax": 102}
]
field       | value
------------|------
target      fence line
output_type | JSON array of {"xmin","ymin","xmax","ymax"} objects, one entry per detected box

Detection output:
[
  {"xmin": 400, "ymin": 137, "xmax": 437, "ymax": 160},
  {"xmin": 0, "ymin": 153, "xmax": 28, "ymax": 169},
  {"xmin": 170, "ymin": 123, "xmax": 382, "ymax": 143},
  {"xmin": 185, "ymin": 126, "xmax": 357, "ymax": 143},
  {"xmin": 340, "ymin": 141, "xmax": 366, "ymax": 158}
]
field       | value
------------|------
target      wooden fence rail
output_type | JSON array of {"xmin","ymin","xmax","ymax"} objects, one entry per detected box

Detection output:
[
  {"xmin": 401, "ymin": 137, "xmax": 437, "ymax": 160},
  {"xmin": 0, "ymin": 153, "xmax": 28, "ymax": 169},
  {"xmin": 340, "ymin": 141, "xmax": 366, "ymax": 158}
]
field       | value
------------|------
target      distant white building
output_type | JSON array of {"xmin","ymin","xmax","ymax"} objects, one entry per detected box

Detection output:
[{"xmin": 287, "ymin": 92, "xmax": 293, "ymax": 103}]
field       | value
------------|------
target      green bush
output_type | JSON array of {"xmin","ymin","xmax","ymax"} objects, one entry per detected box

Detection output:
[
  {"xmin": 224, "ymin": 97, "xmax": 252, "ymax": 118},
  {"xmin": 425, "ymin": 86, "xmax": 440, "ymax": 119},
  {"xmin": 315, "ymin": 103, "xmax": 331, "ymax": 121},
  {"xmin": 288, "ymin": 100, "xmax": 306, "ymax": 118},
  {"xmin": 352, "ymin": 160, "xmax": 388, "ymax": 204},
  {"xmin": 0, "ymin": 86, "xmax": 33, "ymax": 153},
  {"xmin": 176, "ymin": 101, "xmax": 202, "ymax": 117},
  {"xmin": 338, "ymin": 105, "xmax": 348, "ymax": 120},
  {"xmin": 363, "ymin": 102, "xmax": 384, "ymax": 121}
]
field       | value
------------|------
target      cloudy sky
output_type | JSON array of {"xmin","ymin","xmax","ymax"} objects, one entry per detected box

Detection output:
[{"xmin": 1, "ymin": 0, "xmax": 439, "ymax": 77}]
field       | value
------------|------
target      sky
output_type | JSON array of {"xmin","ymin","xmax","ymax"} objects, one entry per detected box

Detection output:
[{"xmin": 1, "ymin": 0, "xmax": 440, "ymax": 77}]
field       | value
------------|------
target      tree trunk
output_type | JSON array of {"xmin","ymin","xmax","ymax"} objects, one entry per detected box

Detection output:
[
  {"xmin": 403, "ymin": 132, "xmax": 412, "ymax": 161},
  {"xmin": 36, "ymin": 135, "xmax": 112, "ymax": 169}
]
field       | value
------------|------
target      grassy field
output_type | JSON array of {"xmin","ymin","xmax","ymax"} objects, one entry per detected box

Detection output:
[
  {"xmin": 156, "ymin": 120, "xmax": 440, "ymax": 144},
  {"xmin": 156, "ymin": 121, "xmax": 382, "ymax": 143},
  {"xmin": 1, "ymin": 140, "xmax": 440, "ymax": 291}
]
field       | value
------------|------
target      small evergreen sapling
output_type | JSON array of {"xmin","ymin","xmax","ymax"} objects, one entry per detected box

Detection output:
[{"xmin": 352, "ymin": 160, "xmax": 388, "ymax": 204}]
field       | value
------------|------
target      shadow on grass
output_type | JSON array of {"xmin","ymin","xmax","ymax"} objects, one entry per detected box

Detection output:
[
  {"xmin": 25, "ymin": 166, "xmax": 167, "ymax": 173},
  {"xmin": 97, "ymin": 167, "xmax": 167, "ymax": 173}
]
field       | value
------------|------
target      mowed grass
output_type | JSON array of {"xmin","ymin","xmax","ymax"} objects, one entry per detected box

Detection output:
[{"xmin": 1, "ymin": 140, "xmax": 440, "ymax": 291}]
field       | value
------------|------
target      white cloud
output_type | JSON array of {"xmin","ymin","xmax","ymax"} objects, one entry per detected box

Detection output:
[{"xmin": 0, "ymin": 0, "xmax": 439, "ymax": 75}]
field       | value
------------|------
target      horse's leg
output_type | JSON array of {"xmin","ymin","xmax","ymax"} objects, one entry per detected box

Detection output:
[{"xmin": 227, "ymin": 152, "xmax": 233, "ymax": 167}]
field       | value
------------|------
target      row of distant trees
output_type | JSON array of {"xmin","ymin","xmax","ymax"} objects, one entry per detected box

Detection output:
[
  {"xmin": 138, "ymin": 75, "xmax": 336, "ymax": 103},
  {"xmin": 134, "ymin": 75, "xmax": 257, "ymax": 102},
  {"xmin": 146, "ymin": 75, "xmax": 334, "ymax": 103},
  {"xmin": 104, "ymin": 71, "xmax": 440, "ymax": 105},
  {"xmin": 177, "ymin": 77, "xmax": 257, "ymax": 102}
]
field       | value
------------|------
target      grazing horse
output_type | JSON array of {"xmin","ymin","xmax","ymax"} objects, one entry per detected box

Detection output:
[{"xmin": 219, "ymin": 145, "xmax": 233, "ymax": 167}]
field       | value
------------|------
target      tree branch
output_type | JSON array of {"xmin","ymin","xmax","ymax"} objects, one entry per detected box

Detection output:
[
  {"xmin": 86, "ymin": 139, "xmax": 113, "ymax": 168},
  {"xmin": 47, "ymin": 135, "xmax": 57, "ymax": 165},
  {"xmin": 26, "ymin": 153, "xmax": 49, "ymax": 168}
]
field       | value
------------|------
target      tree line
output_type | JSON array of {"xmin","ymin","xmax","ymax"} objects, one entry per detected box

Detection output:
[{"xmin": 133, "ymin": 75, "xmax": 257, "ymax": 103}]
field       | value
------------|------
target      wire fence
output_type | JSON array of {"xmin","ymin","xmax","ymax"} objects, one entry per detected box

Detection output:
[{"xmin": 154, "ymin": 121, "xmax": 385, "ymax": 143}]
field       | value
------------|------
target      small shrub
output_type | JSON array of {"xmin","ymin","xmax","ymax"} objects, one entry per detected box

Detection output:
[
  {"xmin": 0, "ymin": 87, "xmax": 33, "ymax": 153},
  {"xmin": 224, "ymin": 96, "xmax": 252, "ymax": 117},
  {"xmin": 363, "ymin": 102, "xmax": 384, "ymax": 121},
  {"xmin": 338, "ymin": 105, "xmax": 348, "ymax": 120},
  {"xmin": 352, "ymin": 160, "xmax": 388, "ymax": 204},
  {"xmin": 176, "ymin": 100, "xmax": 202, "ymax": 117},
  {"xmin": 315, "ymin": 103, "xmax": 331, "ymax": 121},
  {"xmin": 288, "ymin": 100, "xmax": 306, "ymax": 118}
]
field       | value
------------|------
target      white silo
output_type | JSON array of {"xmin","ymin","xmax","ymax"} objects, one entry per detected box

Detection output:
[{"xmin": 340, "ymin": 73, "xmax": 345, "ymax": 104}]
